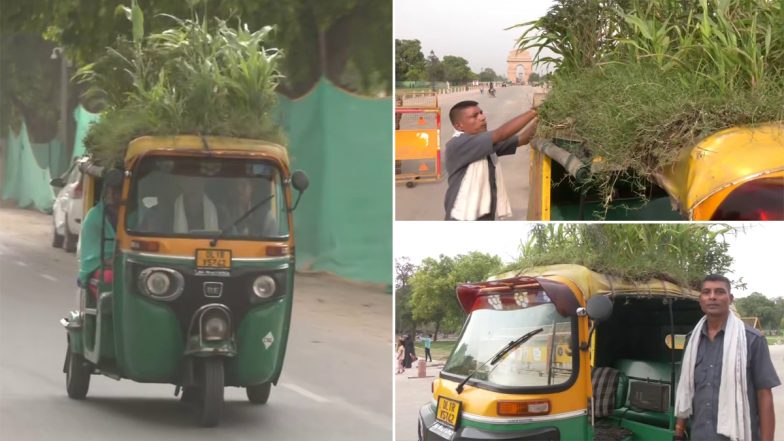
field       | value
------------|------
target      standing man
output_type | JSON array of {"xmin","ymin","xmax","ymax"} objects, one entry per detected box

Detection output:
[
  {"xmin": 423, "ymin": 334, "xmax": 433, "ymax": 363},
  {"xmin": 674, "ymin": 274, "xmax": 779, "ymax": 441},
  {"xmin": 443, "ymin": 101, "xmax": 537, "ymax": 220}
]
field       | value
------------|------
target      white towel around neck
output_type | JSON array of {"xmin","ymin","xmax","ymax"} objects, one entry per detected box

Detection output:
[
  {"xmin": 674, "ymin": 313, "xmax": 751, "ymax": 441},
  {"xmin": 450, "ymin": 131, "xmax": 512, "ymax": 220},
  {"xmin": 173, "ymin": 194, "xmax": 219, "ymax": 233}
]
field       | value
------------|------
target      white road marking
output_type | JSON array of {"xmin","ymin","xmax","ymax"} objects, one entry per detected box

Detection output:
[
  {"xmin": 41, "ymin": 274, "xmax": 58, "ymax": 282},
  {"xmin": 15, "ymin": 261, "xmax": 27, "ymax": 267},
  {"xmin": 279, "ymin": 383, "xmax": 329, "ymax": 403}
]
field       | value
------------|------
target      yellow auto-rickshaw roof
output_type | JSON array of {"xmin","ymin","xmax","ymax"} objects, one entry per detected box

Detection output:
[
  {"xmin": 493, "ymin": 264, "xmax": 699, "ymax": 301},
  {"xmin": 654, "ymin": 122, "xmax": 784, "ymax": 216},
  {"xmin": 125, "ymin": 135, "xmax": 288, "ymax": 163}
]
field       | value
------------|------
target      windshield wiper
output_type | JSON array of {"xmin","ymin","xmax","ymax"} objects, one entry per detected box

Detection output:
[
  {"xmin": 209, "ymin": 194, "xmax": 275, "ymax": 247},
  {"xmin": 455, "ymin": 328, "xmax": 543, "ymax": 394}
]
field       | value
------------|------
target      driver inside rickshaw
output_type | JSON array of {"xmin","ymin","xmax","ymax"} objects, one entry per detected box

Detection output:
[
  {"xmin": 173, "ymin": 176, "xmax": 219, "ymax": 233},
  {"xmin": 77, "ymin": 184, "xmax": 119, "ymax": 295},
  {"xmin": 219, "ymin": 178, "xmax": 278, "ymax": 237}
]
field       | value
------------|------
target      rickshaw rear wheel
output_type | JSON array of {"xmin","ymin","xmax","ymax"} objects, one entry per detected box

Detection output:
[
  {"xmin": 63, "ymin": 220, "xmax": 77, "ymax": 253},
  {"xmin": 196, "ymin": 358, "xmax": 224, "ymax": 427},
  {"xmin": 65, "ymin": 344, "xmax": 91, "ymax": 399},
  {"xmin": 406, "ymin": 181, "xmax": 415, "ymax": 188},
  {"xmin": 246, "ymin": 382, "xmax": 271, "ymax": 404}
]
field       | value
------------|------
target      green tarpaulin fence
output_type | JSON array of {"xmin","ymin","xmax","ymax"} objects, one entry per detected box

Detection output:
[
  {"xmin": 71, "ymin": 105, "xmax": 100, "ymax": 160},
  {"xmin": 1, "ymin": 122, "xmax": 62, "ymax": 212},
  {"xmin": 2, "ymin": 84, "xmax": 391, "ymax": 285},
  {"xmin": 279, "ymin": 79, "xmax": 392, "ymax": 285}
]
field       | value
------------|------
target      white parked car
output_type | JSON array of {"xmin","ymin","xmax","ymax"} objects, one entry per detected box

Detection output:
[{"xmin": 50, "ymin": 158, "xmax": 85, "ymax": 253}]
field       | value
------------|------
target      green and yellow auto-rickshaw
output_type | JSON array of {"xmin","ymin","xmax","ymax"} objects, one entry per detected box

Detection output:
[
  {"xmin": 61, "ymin": 135, "xmax": 308, "ymax": 426},
  {"xmin": 528, "ymin": 123, "xmax": 784, "ymax": 220},
  {"xmin": 419, "ymin": 264, "xmax": 703, "ymax": 441}
]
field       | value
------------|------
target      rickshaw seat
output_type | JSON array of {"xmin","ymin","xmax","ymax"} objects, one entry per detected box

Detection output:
[
  {"xmin": 611, "ymin": 359, "xmax": 677, "ymax": 428},
  {"xmin": 592, "ymin": 367, "xmax": 625, "ymax": 418}
]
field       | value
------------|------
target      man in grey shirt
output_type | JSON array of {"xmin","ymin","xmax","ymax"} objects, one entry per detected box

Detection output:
[
  {"xmin": 443, "ymin": 100, "xmax": 537, "ymax": 220},
  {"xmin": 675, "ymin": 274, "xmax": 779, "ymax": 441}
]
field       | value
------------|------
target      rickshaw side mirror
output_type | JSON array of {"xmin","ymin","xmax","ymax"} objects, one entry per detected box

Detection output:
[
  {"xmin": 103, "ymin": 169, "xmax": 124, "ymax": 188},
  {"xmin": 584, "ymin": 296, "xmax": 613, "ymax": 322},
  {"xmin": 289, "ymin": 170, "xmax": 309, "ymax": 211},
  {"xmin": 292, "ymin": 170, "xmax": 309, "ymax": 193}
]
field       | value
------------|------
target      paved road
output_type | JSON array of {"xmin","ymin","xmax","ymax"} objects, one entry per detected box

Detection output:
[
  {"xmin": 0, "ymin": 207, "xmax": 392, "ymax": 440},
  {"xmin": 395, "ymin": 86, "xmax": 538, "ymax": 221},
  {"xmin": 396, "ymin": 348, "xmax": 784, "ymax": 441}
]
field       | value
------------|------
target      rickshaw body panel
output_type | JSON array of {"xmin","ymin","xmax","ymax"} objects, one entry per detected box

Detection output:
[
  {"xmin": 112, "ymin": 250, "xmax": 295, "ymax": 384},
  {"xmin": 113, "ymin": 255, "xmax": 184, "ymax": 381},
  {"xmin": 225, "ymin": 295, "xmax": 292, "ymax": 386},
  {"xmin": 654, "ymin": 123, "xmax": 784, "ymax": 219}
]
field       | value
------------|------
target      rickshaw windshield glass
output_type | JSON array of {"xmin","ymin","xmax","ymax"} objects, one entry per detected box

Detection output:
[
  {"xmin": 443, "ymin": 294, "xmax": 574, "ymax": 389},
  {"xmin": 126, "ymin": 156, "xmax": 289, "ymax": 238}
]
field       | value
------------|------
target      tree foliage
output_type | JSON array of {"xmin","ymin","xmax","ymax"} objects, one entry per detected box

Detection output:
[
  {"xmin": 441, "ymin": 55, "xmax": 475, "ymax": 83},
  {"xmin": 395, "ymin": 39, "xmax": 426, "ymax": 82},
  {"xmin": 478, "ymin": 68, "xmax": 498, "ymax": 82},
  {"xmin": 425, "ymin": 50, "xmax": 444, "ymax": 84},
  {"xmin": 409, "ymin": 252, "xmax": 502, "ymax": 337},
  {"xmin": 735, "ymin": 293, "xmax": 784, "ymax": 330},
  {"xmin": 510, "ymin": 223, "xmax": 735, "ymax": 289},
  {"xmin": 395, "ymin": 257, "xmax": 418, "ymax": 335},
  {"xmin": 0, "ymin": 0, "xmax": 390, "ymax": 140}
]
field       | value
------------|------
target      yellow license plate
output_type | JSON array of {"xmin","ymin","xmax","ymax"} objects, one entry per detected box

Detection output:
[
  {"xmin": 435, "ymin": 396, "xmax": 461, "ymax": 429},
  {"xmin": 195, "ymin": 249, "xmax": 232, "ymax": 269}
]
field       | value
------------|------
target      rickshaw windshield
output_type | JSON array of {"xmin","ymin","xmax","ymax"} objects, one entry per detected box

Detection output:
[
  {"xmin": 443, "ymin": 292, "xmax": 575, "ymax": 389},
  {"xmin": 126, "ymin": 156, "xmax": 289, "ymax": 239}
]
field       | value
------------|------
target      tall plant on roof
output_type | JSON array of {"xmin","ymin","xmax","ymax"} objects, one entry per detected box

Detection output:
[
  {"xmin": 509, "ymin": 0, "xmax": 784, "ymax": 211},
  {"xmin": 76, "ymin": 1, "xmax": 284, "ymax": 165}
]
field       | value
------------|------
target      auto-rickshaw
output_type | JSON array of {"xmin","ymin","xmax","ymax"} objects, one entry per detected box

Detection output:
[
  {"xmin": 528, "ymin": 123, "xmax": 784, "ymax": 220},
  {"xmin": 61, "ymin": 135, "xmax": 309, "ymax": 426},
  {"xmin": 418, "ymin": 264, "xmax": 703, "ymax": 441}
]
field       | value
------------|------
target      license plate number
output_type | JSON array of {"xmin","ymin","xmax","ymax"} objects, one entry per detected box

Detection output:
[
  {"xmin": 195, "ymin": 249, "xmax": 232, "ymax": 269},
  {"xmin": 435, "ymin": 396, "xmax": 461, "ymax": 429}
]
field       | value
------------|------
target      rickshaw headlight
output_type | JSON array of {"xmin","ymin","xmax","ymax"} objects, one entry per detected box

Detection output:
[
  {"xmin": 146, "ymin": 272, "xmax": 170, "ymax": 296},
  {"xmin": 203, "ymin": 314, "xmax": 229, "ymax": 341},
  {"xmin": 252, "ymin": 275, "xmax": 276, "ymax": 299},
  {"xmin": 138, "ymin": 267, "xmax": 184, "ymax": 301}
]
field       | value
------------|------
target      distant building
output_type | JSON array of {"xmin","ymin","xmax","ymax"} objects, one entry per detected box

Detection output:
[
  {"xmin": 506, "ymin": 49, "xmax": 533, "ymax": 85},
  {"xmin": 741, "ymin": 316, "xmax": 762, "ymax": 332}
]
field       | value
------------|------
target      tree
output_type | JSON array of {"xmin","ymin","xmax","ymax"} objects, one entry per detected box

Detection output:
[
  {"xmin": 1, "ymin": 0, "xmax": 391, "ymax": 139},
  {"xmin": 441, "ymin": 55, "xmax": 474, "ymax": 83},
  {"xmin": 735, "ymin": 293, "xmax": 782, "ymax": 330},
  {"xmin": 395, "ymin": 39, "xmax": 426, "ymax": 81},
  {"xmin": 478, "ymin": 68, "xmax": 497, "ymax": 82},
  {"xmin": 409, "ymin": 252, "xmax": 502, "ymax": 339},
  {"xmin": 425, "ymin": 50, "xmax": 444, "ymax": 85},
  {"xmin": 395, "ymin": 257, "xmax": 418, "ymax": 335},
  {"xmin": 528, "ymin": 72, "xmax": 542, "ymax": 84}
]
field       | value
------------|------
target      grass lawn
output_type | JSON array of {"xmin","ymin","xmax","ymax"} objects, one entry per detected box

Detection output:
[
  {"xmin": 766, "ymin": 336, "xmax": 784, "ymax": 345},
  {"xmin": 414, "ymin": 340, "xmax": 457, "ymax": 362}
]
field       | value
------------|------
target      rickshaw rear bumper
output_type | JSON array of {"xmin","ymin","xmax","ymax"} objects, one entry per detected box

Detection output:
[{"xmin": 418, "ymin": 403, "xmax": 561, "ymax": 441}]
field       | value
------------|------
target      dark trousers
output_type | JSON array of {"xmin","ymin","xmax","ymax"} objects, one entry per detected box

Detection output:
[{"xmin": 425, "ymin": 348, "xmax": 432, "ymax": 362}]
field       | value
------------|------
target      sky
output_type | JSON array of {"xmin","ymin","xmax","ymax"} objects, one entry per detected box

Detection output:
[
  {"xmin": 394, "ymin": 222, "xmax": 783, "ymax": 299},
  {"xmin": 395, "ymin": 0, "xmax": 556, "ymax": 76}
]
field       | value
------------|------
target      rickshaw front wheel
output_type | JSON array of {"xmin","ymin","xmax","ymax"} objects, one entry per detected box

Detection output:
[
  {"xmin": 246, "ymin": 382, "xmax": 271, "ymax": 404},
  {"xmin": 65, "ymin": 344, "xmax": 91, "ymax": 399},
  {"xmin": 196, "ymin": 358, "xmax": 224, "ymax": 427}
]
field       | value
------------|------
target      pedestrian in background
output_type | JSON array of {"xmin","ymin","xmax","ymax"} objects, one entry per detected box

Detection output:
[
  {"xmin": 423, "ymin": 334, "xmax": 433, "ymax": 362},
  {"xmin": 396, "ymin": 338, "xmax": 405, "ymax": 374}
]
